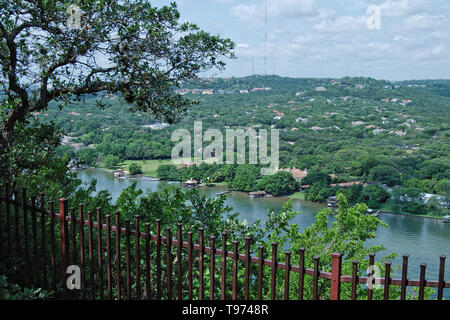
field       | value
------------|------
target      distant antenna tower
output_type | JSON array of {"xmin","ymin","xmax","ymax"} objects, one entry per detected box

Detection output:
[
  {"xmin": 264, "ymin": 0, "xmax": 267, "ymax": 77},
  {"xmin": 252, "ymin": 56, "xmax": 255, "ymax": 75}
]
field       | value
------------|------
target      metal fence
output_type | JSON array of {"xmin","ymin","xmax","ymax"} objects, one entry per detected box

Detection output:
[{"xmin": 0, "ymin": 186, "xmax": 448, "ymax": 300}]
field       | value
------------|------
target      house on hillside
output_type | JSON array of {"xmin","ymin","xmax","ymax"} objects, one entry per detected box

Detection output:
[
  {"xmin": 251, "ymin": 87, "xmax": 265, "ymax": 92},
  {"xmin": 279, "ymin": 168, "xmax": 308, "ymax": 182},
  {"xmin": 330, "ymin": 181, "xmax": 362, "ymax": 188}
]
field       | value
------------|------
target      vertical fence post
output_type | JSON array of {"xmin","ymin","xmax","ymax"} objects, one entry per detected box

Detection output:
[
  {"xmin": 298, "ymin": 248, "xmax": 305, "ymax": 300},
  {"xmin": 31, "ymin": 197, "xmax": 39, "ymax": 286},
  {"xmin": 79, "ymin": 204, "xmax": 86, "ymax": 299},
  {"xmin": 271, "ymin": 243, "xmax": 278, "ymax": 300},
  {"xmin": 199, "ymin": 228, "xmax": 204, "ymax": 300},
  {"xmin": 367, "ymin": 253, "xmax": 375, "ymax": 300},
  {"xmin": 437, "ymin": 256, "xmax": 446, "ymax": 300},
  {"xmin": 14, "ymin": 190, "xmax": 20, "ymax": 274},
  {"xmin": 257, "ymin": 246, "xmax": 264, "ymax": 300},
  {"xmin": 59, "ymin": 198, "xmax": 69, "ymax": 295},
  {"xmin": 40, "ymin": 193, "xmax": 48, "ymax": 289},
  {"xmin": 221, "ymin": 232, "xmax": 227, "ymax": 300},
  {"xmin": 166, "ymin": 227, "xmax": 172, "ymax": 300},
  {"xmin": 106, "ymin": 215, "xmax": 112, "ymax": 300},
  {"xmin": 21, "ymin": 188, "xmax": 30, "ymax": 285},
  {"xmin": 244, "ymin": 237, "xmax": 251, "ymax": 300},
  {"xmin": 177, "ymin": 223, "xmax": 183, "ymax": 300},
  {"xmin": 418, "ymin": 263, "xmax": 426, "ymax": 300},
  {"xmin": 6, "ymin": 185, "xmax": 11, "ymax": 259},
  {"xmin": 400, "ymin": 255, "xmax": 409, "ymax": 300},
  {"xmin": 284, "ymin": 252, "xmax": 291, "ymax": 300},
  {"xmin": 49, "ymin": 201, "xmax": 56, "ymax": 291},
  {"xmin": 210, "ymin": 236, "xmax": 216, "ymax": 301},
  {"xmin": 87, "ymin": 211, "xmax": 95, "ymax": 299},
  {"xmin": 187, "ymin": 231, "xmax": 193, "ymax": 300},
  {"xmin": 351, "ymin": 260, "xmax": 359, "ymax": 300},
  {"xmin": 312, "ymin": 256, "xmax": 320, "ymax": 300},
  {"xmin": 384, "ymin": 262, "xmax": 391, "ymax": 300},
  {"xmin": 115, "ymin": 211, "xmax": 121, "ymax": 300},
  {"xmin": 0, "ymin": 186, "xmax": 2, "ymax": 261},
  {"xmin": 145, "ymin": 222, "xmax": 151, "ymax": 299},
  {"xmin": 330, "ymin": 253, "xmax": 342, "ymax": 300},
  {"xmin": 135, "ymin": 216, "xmax": 141, "ymax": 300},
  {"xmin": 155, "ymin": 219, "xmax": 161, "ymax": 300},
  {"xmin": 70, "ymin": 208, "xmax": 77, "ymax": 266},
  {"xmin": 232, "ymin": 241, "xmax": 238, "ymax": 300},
  {"xmin": 96, "ymin": 208, "xmax": 104, "ymax": 300},
  {"xmin": 125, "ymin": 219, "xmax": 131, "ymax": 300}
]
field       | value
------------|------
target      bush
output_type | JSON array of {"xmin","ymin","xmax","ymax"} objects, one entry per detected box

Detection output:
[
  {"xmin": 258, "ymin": 171, "xmax": 298, "ymax": 196},
  {"xmin": 0, "ymin": 275, "xmax": 53, "ymax": 300},
  {"xmin": 103, "ymin": 154, "xmax": 121, "ymax": 168},
  {"xmin": 128, "ymin": 163, "xmax": 143, "ymax": 175},
  {"xmin": 157, "ymin": 164, "xmax": 180, "ymax": 181}
]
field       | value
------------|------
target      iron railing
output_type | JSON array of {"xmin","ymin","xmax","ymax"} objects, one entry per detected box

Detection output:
[{"xmin": 0, "ymin": 186, "xmax": 448, "ymax": 300}]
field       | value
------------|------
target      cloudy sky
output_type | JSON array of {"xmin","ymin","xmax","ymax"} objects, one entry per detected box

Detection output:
[{"xmin": 169, "ymin": 0, "xmax": 450, "ymax": 80}]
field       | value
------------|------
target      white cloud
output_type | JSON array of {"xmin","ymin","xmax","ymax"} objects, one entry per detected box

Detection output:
[
  {"xmin": 218, "ymin": 0, "xmax": 450, "ymax": 78},
  {"xmin": 230, "ymin": 0, "xmax": 323, "ymax": 22},
  {"xmin": 313, "ymin": 16, "xmax": 366, "ymax": 33},
  {"xmin": 268, "ymin": 0, "xmax": 317, "ymax": 18},
  {"xmin": 411, "ymin": 45, "xmax": 446, "ymax": 59},
  {"xmin": 229, "ymin": 4, "xmax": 259, "ymax": 22},
  {"xmin": 378, "ymin": 0, "xmax": 435, "ymax": 17},
  {"xmin": 402, "ymin": 14, "xmax": 447, "ymax": 30}
]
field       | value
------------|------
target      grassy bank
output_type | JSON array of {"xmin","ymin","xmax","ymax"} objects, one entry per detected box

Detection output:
[
  {"xmin": 379, "ymin": 203, "xmax": 446, "ymax": 219},
  {"xmin": 289, "ymin": 192, "xmax": 305, "ymax": 200},
  {"xmin": 121, "ymin": 159, "xmax": 177, "ymax": 178}
]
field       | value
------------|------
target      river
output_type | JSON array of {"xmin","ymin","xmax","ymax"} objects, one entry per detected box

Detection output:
[{"xmin": 78, "ymin": 168, "xmax": 449, "ymax": 295}]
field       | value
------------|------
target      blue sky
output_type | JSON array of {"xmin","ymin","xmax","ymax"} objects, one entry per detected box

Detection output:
[{"xmin": 164, "ymin": 0, "xmax": 450, "ymax": 80}]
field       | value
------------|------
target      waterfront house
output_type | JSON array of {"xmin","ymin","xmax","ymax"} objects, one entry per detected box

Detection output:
[
  {"xmin": 114, "ymin": 169, "xmax": 125, "ymax": 179},
  {"xmin": 183, "ymin": 178, "xmax": 199, "ymax": 188}
]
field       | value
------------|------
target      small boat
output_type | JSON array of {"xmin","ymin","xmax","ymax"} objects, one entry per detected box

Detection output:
[
  {"xmin": 443, "ymin": 216, "xmax": 450, "ymax": 224},
  {"xmin": 366, "ymin": 209, "xmax": 380, "ymax": 217},
  {"xmin": 216, "ymin": 191, "xmax": 231, "ymax": 196}
]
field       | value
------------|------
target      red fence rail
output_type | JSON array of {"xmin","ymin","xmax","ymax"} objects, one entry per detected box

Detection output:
[{"xmin": 0, "ymin": 186, "xmax": 448, "ymax": 300}]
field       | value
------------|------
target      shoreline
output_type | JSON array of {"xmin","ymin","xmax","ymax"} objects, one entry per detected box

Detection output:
[
  {"xmin": 379, "ymin": 210, "xmax": 445, "ymax": 221},
  {"xmin": 83, "ymin": 168, "xmax": 446, "ymax": 221}
]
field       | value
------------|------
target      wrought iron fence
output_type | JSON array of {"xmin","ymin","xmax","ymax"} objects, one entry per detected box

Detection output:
[{"xmin": 0, "ymin": 185, "xmax": 448, "ymax": 300}]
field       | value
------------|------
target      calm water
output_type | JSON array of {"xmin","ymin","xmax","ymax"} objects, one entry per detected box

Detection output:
[{"xmin": 78, "ymin": 168, "xmax": 450, "ymax": 294}]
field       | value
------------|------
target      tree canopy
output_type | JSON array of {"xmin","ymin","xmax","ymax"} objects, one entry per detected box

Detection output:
[
  {"xmin": 0, "ymin": 0, "xmax": 234, "ymax": 184},
  {"xmin": 0, "ymin": 0, "xmax": 234, "ymax": 148}
]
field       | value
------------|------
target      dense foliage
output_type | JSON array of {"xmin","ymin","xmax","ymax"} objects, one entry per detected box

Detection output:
[
  {"xmin": 32, "ymin": 75, "xmax": 450, "ymax": 214},
  {"xmin": 0, "ymin": 0, "xmax": 234, "ymax": 183}
]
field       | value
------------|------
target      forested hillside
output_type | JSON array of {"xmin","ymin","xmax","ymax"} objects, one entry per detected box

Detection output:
[{"xmin": 38, "ymin": 76, "xmax": 450, "ymax": 212}]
